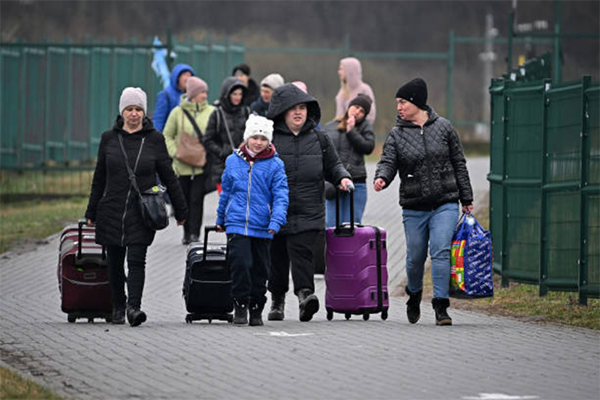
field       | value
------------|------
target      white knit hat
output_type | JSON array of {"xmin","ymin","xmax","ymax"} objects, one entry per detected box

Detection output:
[
  {"xmin": 260, "ymin": 73, "xmax": 285, "ymax": 90},
  {"xmin": 119, "ymin": 87, "xmax": 147, "ymax": 115},
  {"xmin": 244, "ymin": 114, "xmax": 274, "ymax": 143}
]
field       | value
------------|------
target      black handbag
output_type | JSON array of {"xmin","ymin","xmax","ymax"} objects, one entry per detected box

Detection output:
[{"xmin": 118, "ymin": 134, "xmax": 169, "ymax": 231}]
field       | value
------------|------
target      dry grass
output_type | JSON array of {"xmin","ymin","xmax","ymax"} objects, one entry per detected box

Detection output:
[
  {"xmin": 0, "ymin": 367, "xmax": 62, "ymax": 400},
  {"xmin": 420, "ymin": 207, "xmax": 600, "ymax": 330},
  {"xmin": 0, "ymin": 197, "xmax": 88, "ymax": 254}
]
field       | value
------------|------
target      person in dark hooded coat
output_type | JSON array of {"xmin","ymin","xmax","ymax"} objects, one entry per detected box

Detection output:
[
  {"xmin": 86, "ymin": 87, "xmax": 188, "ymax": 327},
  {"xmin": 265, "ymin": 83, "xmax": 353, "ymax": 322},
  {"xmin": 203, "ymin": 77, "xmax": 250, "ymax": 191}
]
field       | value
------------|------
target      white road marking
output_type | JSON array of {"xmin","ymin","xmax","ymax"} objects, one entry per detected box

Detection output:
[
  {"xmin": 254, "ymin": 331, "xmax": 315, "ymax": 337},
  {"xmin": 463, "ymin": 394, "xmax": 539, "ymax": 400}
]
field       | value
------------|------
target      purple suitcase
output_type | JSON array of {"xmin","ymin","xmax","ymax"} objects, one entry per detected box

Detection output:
[{"xmin": 325, "ymin": 188, "xmax": 389, "ymax": 321}]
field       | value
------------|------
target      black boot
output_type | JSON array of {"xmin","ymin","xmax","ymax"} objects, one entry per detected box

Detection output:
[
  {"xmin": 182, "ymin": 233, "xmax": 191, "ymax": 245},
  {"xmin": 267, "ymin": 293, "xmax": 285, "ymax": 321},
  {"xmin": 112, "ymin": 306, "xmax": 126, "ymax": 325},
  {"xmin": 298, "ymin": 289, "xmax": 319, "ymax": 322},
  {"xmin": 249, "ymin": 301, "xmax": 264, "ymax": 326},
  {"xmin": 432, "ymin": 298, "xmax": 452, "ymax": 326},
  {"xmin": 126, "ymin": 306, "xmax": 147, "ymax": 327},
  {"xmin": 233, "ymin": 299, "xmax": 248, "ymax": 325},
  {"xmin": 405, "ymin": 287, "xmax": 422, "ymax": 324},
  {"xmin": 189, "ymin": 234, "xmax": 199, "ymax": 243}
]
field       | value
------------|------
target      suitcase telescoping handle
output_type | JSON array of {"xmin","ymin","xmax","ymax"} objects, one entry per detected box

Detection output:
[
  {"xmin": 77, "ymin": 219, "xmax": 106, "ymax": 260},
  {"xmin": 334, "ymin": 183, "xmax": 355, "ymax": 237},
  {"xmin": 202, "ymin": 225, "xmax": 225, "ymax": 261}
]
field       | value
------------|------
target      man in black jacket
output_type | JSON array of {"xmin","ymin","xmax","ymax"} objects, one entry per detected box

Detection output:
[{"xmin": 266, "ymin": 83, "xmax": 353, "ymax": 322}]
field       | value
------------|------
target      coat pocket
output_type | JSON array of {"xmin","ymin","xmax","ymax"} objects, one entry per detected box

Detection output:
[
  {"xmin": 401, "ymin": 175, "xmax": 422, "ymax": 198},
  {"xmin": 441, "ymin": 169, "xmax": 458, "ymax": 192}
]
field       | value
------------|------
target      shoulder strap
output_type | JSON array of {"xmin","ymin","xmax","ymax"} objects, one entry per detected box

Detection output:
[
  {"xmin": 315, "ymin": 130, "xmax": 328, "ymax": 158},
  {"xmin": 117, "ymin": 134, "xmax": 145, "ymax": 197},
  {"xmin": 181, "ymin": 108, "xmax": 203, "ymax": 141},
  {"xmin": 218, "ymin": 107, "xmax": 236, "ymax": 150}
]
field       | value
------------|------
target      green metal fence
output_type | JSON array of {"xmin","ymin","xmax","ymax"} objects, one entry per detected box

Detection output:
[
  {"xmin": 488, "ymin": 75, "xmax": 599, "ymax": 304},
  {"xmin": 0, "ymin": 37, "xmax": 243, "ymax": 172}
]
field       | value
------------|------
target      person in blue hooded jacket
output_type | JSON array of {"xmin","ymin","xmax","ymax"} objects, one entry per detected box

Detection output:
[
  {"xmin": 152, "ymin": 64, "xmax": 195, "ymax": 132},
  {"xmin": 216, "ymin": 114, "xmax": 289, "ymax": 327}
]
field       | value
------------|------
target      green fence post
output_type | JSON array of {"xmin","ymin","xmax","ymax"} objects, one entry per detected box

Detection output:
[
  {"xmin": 539, "ymin": 79, "xmax": 552, "ymax": 297},
  {"xmin": 501, "ymin": 80, "xmax": 511, "ymax": 288},
  {"xmin": 579, "ymin": 75, "xmax": 591, "ymax": 305},
  {"xmin": 166, "ymin": 27, "xmax": 173, "ymax": 70},
  {"xmin": 344, "ymin": 33, "xmax": 350, "ymax": 57},
  {"xmin": 553, "ymin": 0, "xmax": 562, "ymax": 84},
  {"xmin": 507, "ymin": 12, "xmax": 514, "ymax": 74},
  {"xmin": 446, "ymin": 30, "xmax": 454, "ymax": 122}
]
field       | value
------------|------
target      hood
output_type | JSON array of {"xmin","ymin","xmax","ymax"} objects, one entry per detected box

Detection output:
[
  {"xmin": 266, "ymin": 83, "xmax": 321, "ymax": 132},
  {"xmin": 113, "ymin": 115, "xmax": 156, "ymax": 134},
  {"xmin": 218, "ymin": 77, "xmax": 248, "ymax": 112},
  {"xmin": 169, "ymin": 64, "xmax": 195, "ymax": 92},
  {"xmin": 340, "ymin": 57, "xmax": 363, "ymax": 91},
  {"xmin": 395, "ymin": 105, "xmax": 439, "ymax": 127}
]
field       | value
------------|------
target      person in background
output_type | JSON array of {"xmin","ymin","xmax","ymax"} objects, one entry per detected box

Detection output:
[
  {"xmin": 324, "ymin": 94, "xmax": 375, "ymax": 228},
  {"xmin": 86, "ymin": 87, "xmax": 187, "ymax": 327},
  {"xmin": 373, "ymin": 77, "xmax": 473, "ymax": 326},
  {"xmin": 266, "ymin": 83, "xmax": 353, "ymax": 322},
  {"xmin": 232, "ymin": 63, "xmax": 260, "ymax": 107},
  {"xmin": 335, "ymin": 57, "xmax": 376, "ymax": 124},
  {"xmin": 152, "ymin": 64, "xmax": 195, "ymax": 132},
  {"xmin": 216, "ymin": 114, "xmax": 289, "ymax": 327},
  {"xmin": 251, "ymin": 73, "xmax": 285, "ymax": 117},
  {"xmin": 163, "ymin": 77, "xmax": 214, "ymax": 245},
  {"xmin": 204, "ymin": 77, "xmax": 250, "ymax": 193}
]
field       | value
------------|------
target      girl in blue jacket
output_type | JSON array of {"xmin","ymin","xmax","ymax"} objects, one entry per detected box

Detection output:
[{"xmin": 216, "ymin": 114, "xmax": 289, "ymax": 326}]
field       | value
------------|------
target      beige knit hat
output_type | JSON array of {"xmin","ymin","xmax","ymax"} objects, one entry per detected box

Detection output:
[
  {"xmin": 119, "ymin": 87, "xmax": 147, "ymax": 115},
  {"xmin": 260, "ymin": 73, "xmax": 285, "ymax": 90}
]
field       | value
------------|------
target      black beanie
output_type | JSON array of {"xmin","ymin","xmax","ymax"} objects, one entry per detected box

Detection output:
[
  {"xmin": 395, "ymin": 78, "xmax": 428, "ymax": 109},
  {"xmin": 232, "ymin": 63, "xmax": 251, "ymax": 76},
  {"xmin": 348, "ymin": 94, "xmax": 373, "ymax": 116}
]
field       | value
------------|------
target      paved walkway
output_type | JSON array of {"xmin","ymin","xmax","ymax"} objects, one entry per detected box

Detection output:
[{"xmin": 1, "ymin": 158, "xmax": 599, "ymax": 400}]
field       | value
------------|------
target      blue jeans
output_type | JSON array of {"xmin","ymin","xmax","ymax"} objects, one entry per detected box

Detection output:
[
  {"xmin": 402, "ymin": 202, "xmax": 459, "ymax": 299},
  {"xmin": 325, "ymin": 183, "xmax": 367, "ymax": 228}
]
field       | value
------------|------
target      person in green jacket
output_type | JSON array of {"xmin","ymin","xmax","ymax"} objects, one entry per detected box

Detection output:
[{"xmin": 163, "ymin": 76, "xmax": 215, "ymax": 244}]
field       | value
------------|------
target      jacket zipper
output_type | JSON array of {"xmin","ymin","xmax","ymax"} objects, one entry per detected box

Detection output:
[
  {"xmin": 245, "ymin": 161, "xmax": 254, "ymax": 235},
  {"xmin": 121, "ymin": 136, "xmax": 146, "ymax": 246}
]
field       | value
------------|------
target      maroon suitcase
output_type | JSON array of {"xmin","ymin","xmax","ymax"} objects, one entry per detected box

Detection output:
[{"xmin": 58, "ymin": 220, "xmax": 112, "ymax": 323}]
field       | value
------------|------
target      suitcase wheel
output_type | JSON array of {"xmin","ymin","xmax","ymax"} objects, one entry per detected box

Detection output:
[
  {"xmin": 67, "ymin": 314, "xmax": 76, "ymax": 323},
  {"xmin": 363, "ymin": 313, "xmax": 370, "ymax": 321},
  {"xmin": 88, "ymin": 318, "xmax": 94, "ymax": 324},
  {"xmin": 185, "ymin": 315, "xmax": 193, "ymax": 323},
  {"xmin": 326, "ymin": 309, "xmax": 333, "ymax": 321},
  {"xmin": 227, "ymin": 314, "xmax": 233, "ymax": 323},
  {"xmin": 208, "ymin": 318, "xmax": 212, "ymax": 324},
  {"xmin": 381, "ymin": 310, "xmax": 388, "ymax": 320},
  {"xmin": 345, "ymin": 313, "xmax": 351, "ymax": 320}
]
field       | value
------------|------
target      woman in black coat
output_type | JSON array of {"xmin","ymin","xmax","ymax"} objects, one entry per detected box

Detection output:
[
  {"xmin": 374, "ymin": 78, "xmax": 473, "ymax": 326},
  {"xmin": 203, "ymin": 77, "xmax": 250, "ymax": 192},
  {"xmin": 265, "ymin": 83, "xmax": 352, "ymax": 323},
  {"xmin": 85, "ymin": 87, "xmax": 187, "ymax": 327}
]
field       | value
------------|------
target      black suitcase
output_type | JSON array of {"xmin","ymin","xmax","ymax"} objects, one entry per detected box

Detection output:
[{"xmin": 183, "ymin": 226, "xmax": 233, "ymax": 323}]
